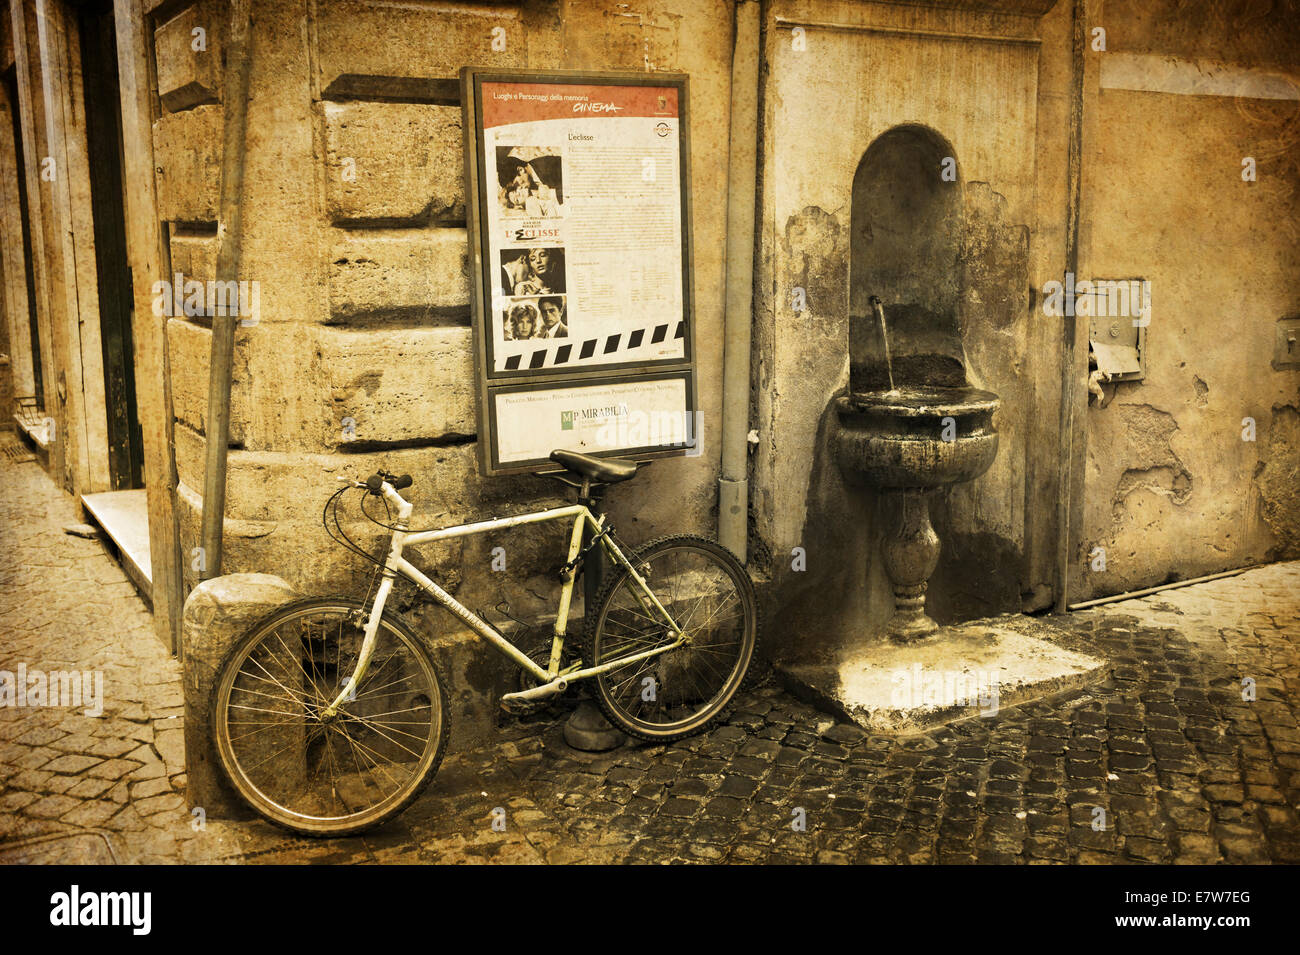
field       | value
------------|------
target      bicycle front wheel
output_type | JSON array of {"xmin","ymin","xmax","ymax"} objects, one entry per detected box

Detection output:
[
  {"xmin": 585, "ymin": 536, "xmax": 758, "ymax": 741},
  {"xmin": 210, "ymin": 597, "xmax": 449, "ymax": 837}
]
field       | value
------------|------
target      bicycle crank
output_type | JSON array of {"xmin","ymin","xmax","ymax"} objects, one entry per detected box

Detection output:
[{"xmin": 500, "ymin": 676, "xmax": 569, "ymax": 713}]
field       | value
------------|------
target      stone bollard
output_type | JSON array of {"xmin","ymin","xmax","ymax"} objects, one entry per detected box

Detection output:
[{"xmin": 181, "ymin": 573, "xmax": 297, "ymax": 819}]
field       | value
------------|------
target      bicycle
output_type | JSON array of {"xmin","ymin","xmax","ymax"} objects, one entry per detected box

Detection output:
[{"xmin": 209, "ymin": 448, "xmax": 759, "ymax": 836}]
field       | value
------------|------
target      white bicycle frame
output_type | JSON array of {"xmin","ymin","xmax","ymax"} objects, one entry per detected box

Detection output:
[{"xmin": 321, "ymin": 479, "xmax": 688, "ymax": 717}]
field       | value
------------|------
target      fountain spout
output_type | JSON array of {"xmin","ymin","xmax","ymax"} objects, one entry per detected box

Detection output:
[{"xmin": 869, "ymin": 295, "xmax": 897, "ymax": 394}]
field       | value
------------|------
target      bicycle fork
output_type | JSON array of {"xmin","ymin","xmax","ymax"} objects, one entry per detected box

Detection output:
[{"xmin": 320, "ymin": 492, "xmax": 411, "ymax": 719}]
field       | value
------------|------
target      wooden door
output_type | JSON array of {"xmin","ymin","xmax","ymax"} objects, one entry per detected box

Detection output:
[{"xmin": 79, "ymin": 0, "xmax": 142, "ymax": 489}]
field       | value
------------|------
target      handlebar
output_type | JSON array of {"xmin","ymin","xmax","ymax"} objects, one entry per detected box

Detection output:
[{"xmin": 363, "ymin": 472, "xmax": 413, "ymax": 493}]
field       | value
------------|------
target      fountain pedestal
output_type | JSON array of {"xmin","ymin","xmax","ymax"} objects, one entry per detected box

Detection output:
[
  {"xmin": 777, "ymin": 340, "xmax": 1108, "ymax": 731},
  {"xmin": 831, "ymin": 386, "xmax": 1000, "ymax": 643},
  {"xmin": 790, "ymin": 391, "xmax": 1107, "ymax": 731},
  {"xmin": 880, "ymin": 488, "xmax": 941, "ymax": 642}
]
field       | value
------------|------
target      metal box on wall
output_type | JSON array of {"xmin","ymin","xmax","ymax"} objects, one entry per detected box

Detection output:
[{"xmin": 1085, "ymin": 278, "xmax": 1148, "ymax": 382}]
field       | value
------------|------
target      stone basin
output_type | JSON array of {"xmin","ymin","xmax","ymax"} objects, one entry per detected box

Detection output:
[
  {"xmin": 831, "ymin": 384, "xmax": 1002, "ymax": 642},
  {"xmin": 833, "ymin": 386, "xmax": 1000, "ymax": 488}
]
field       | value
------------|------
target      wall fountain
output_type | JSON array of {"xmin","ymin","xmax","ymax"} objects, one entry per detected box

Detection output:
[
  {"xmin": 833, "ymin": 125, "xmax": 1001, "ymax": 642},
  {"xmin": 778, "ymin": 124, "xmax": 1104, "ymax": 731}
]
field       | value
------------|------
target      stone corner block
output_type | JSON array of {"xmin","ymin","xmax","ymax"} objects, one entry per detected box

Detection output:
[
  {"xmin": 153, "ymin": 105, "xmax": 221, "ymax": 224},
  {"xmin": 155, "ymin": 1, "xmax": 221, "ymax": 113},
  {"xmin": 181, "ymin": 573, "xmax": 297, "ymax": 819},
  {"xmin": 321, "ymin": 101, "xmax": 464, "ymax": 226}
]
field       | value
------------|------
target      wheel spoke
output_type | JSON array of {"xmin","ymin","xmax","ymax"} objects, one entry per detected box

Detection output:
[
  {"xmin": 339, "ymin": 711, "xmax": 429, "ymax": 756},
  {"xmin": 215, "ymin": 602, "xmax": 445, "ymax": 835},
  {"xmin": 591, "ymin": 541, "xmax": 754, "ymax": 739}
]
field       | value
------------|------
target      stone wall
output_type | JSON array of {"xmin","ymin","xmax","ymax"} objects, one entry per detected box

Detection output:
[{"xmin": 146, "ymin": 0, "xmax": 736, "ymax": 742}]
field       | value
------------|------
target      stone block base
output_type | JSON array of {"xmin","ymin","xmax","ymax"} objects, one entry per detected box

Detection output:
[
  {"xmin": 778, "ymin": 613, "xmax": 1107, "ymax": 734},
  {"xmin": 182, "ymin": 573, "xmax": 298, "ymax": 819}
]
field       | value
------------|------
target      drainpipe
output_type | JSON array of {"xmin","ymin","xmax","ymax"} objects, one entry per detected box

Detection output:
[
  {"xmin": 1054, "ymin": 0, "xmax": 1086, "ymax": 612},
  {"xmin": 718, "ymin": 0, "xmax": 760, "ymax": 563},
  {"xmin": 199, "ymin": 0, "xmax": 253, "ymax": 580}
]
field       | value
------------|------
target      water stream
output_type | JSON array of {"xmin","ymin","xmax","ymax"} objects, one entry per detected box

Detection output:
[{"xmin": 869, "ymin": 296, "xmax": 898, "ymax": 395}]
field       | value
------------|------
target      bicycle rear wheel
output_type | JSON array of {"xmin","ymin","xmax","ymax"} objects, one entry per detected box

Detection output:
[
  {"xmin": 210, "ymin": 596, "xmax": 449, "ymax": 837},
  {"xmin": 584, "ymin": 536, "xmax": 758, "ymax": 741}
]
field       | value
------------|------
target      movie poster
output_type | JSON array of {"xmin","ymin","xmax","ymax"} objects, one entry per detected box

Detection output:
[
  {"xmin": 476, "ymin": 80, "xmax": 688, "ymax": 375},
  {"xmin": 465, "ymin": 71, "xmax": 695, "ymax": 472}
]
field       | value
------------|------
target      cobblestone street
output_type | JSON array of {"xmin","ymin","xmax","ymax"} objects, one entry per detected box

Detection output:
[{"xmin": 1, "ymin": 455, "xmax": 1298, "ymax": 864}]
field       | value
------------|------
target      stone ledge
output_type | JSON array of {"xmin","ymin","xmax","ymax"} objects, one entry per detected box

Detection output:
[
  {"xmin": 315, "ymin": 1, "xmax": 526, "ymax": 99},
  {"xmin": 153, "ymin": 105, "xmax": 221, "ymax": 223},
  {"xmin": 155, "ymin": 1, "xmax": 221, "ymax": 113},
  {"xmin": 328, "ymin": 229, "xmax": 469, "ymax": 322},
  {"xmin": 170, "ymin": 424, "xmax": 506, "ymax": 524},
  {"xmin": 167, "ymin": 231, "xmax": 219, "ymax": 286},
  {"xmin": 778, "ymin": 614, "xmax": 1108, "ymax": 734},
  {"xmin": 167, "ymin": 319, "xmax": 250, "ymax": 446},
  {"xmin": 316, "ymin": 324, "xmax": 476, "ymax": 444}
]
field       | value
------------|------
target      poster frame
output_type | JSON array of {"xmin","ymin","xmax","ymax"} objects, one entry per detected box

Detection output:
[
  {"xmin": 461, "ymin": 67, "xmax": 697, "ymax": 476},
  {"xmin": 485, "ymin": 369, "xmax": 698, "ymax": 473}
]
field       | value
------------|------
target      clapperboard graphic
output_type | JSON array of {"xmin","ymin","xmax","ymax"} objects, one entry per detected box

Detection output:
[{"xmin": 502, "ymin": 320, "xmax": 686, "ymax": 371}]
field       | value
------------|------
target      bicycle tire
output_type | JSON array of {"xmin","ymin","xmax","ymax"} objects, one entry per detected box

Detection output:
[
  {"xmin": 582, "ymin": 535, "xmax": 759, "ymax": 742},
  {"xmin": 209, "ymin": 595, "xmax": 450, "ymax": 837}
]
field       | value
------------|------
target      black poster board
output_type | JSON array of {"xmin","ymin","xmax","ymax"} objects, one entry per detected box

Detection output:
[{"xmin": 461, "ymin": 68, "xmax": 697, "ymax": 474}]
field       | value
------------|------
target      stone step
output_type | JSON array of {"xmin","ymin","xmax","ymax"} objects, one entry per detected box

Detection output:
[{"xmin": 778, "ymin": 615, "xmax": 1107, "ymax": 734}]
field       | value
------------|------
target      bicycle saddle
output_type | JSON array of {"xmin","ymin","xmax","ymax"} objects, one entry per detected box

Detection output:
[{"xmin": 549, "ymin": 449, "xmax": 640, "ymax": 484}]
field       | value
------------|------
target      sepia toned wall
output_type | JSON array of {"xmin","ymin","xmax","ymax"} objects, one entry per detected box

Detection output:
[
  {"xmin": 144, "ymin": 0, "xmax": 737, "ymax": 741},
  {"xmin": 0, "ymin": 0, "xmax": 1296, "ymax": 738},
  {"xmin": 1074, "ymin": 0, "xmax": 1300, "ymax": 598}
]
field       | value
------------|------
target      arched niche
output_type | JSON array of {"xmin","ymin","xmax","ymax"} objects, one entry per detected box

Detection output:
[{"xmin": 849, "ymin": 124, "xmax": 967, "ymax": 392}]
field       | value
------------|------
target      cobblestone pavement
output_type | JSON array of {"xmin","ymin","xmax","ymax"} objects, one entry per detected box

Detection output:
[{"xmin": 1, "ymin": 455, "xmax": 1298, "ymax": 864}]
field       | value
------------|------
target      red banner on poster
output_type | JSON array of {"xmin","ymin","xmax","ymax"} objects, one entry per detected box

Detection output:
[{"xmin": 481, "ymin": 82, "xmax": 679, "ymax": 128}]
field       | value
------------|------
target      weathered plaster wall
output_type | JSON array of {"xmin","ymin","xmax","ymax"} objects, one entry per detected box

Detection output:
[
  {"xmin": 1076, "ymin": 2, "xmax": 1300, "ymax": 598},
  {"xmin": 752, "ymin": 0, "xmax": 1061, "ymax": 661},
  {"xmin": 145, "ymin": 0, "xmax": 735, "ymax": 741}
]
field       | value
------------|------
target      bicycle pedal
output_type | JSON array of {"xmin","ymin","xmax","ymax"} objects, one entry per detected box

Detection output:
[{"xmin": 499, "ymin": 697, "xmax": 543, "ymax": 716}]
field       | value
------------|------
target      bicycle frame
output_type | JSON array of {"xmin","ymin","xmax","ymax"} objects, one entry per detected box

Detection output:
[{"xmin": 321, "ymin": 482, "xmax": 687, "ymax": 717}]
